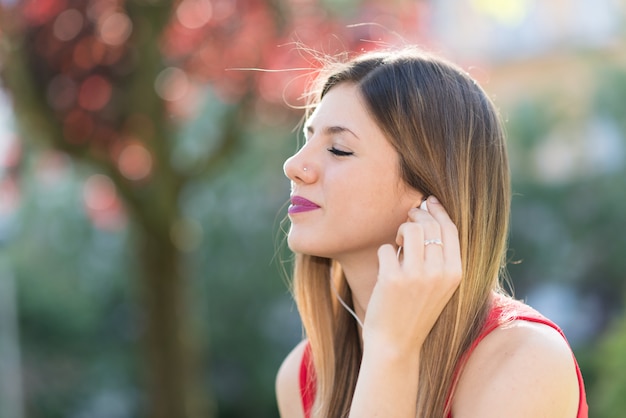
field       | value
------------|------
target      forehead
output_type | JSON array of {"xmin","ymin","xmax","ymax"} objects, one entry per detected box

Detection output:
[{"xmin": 304, "ymin": 83, "xmax": 375, "ymax": 134}]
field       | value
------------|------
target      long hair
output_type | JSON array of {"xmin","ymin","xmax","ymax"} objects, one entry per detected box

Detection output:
[{"xmin": 291, "ymin": 47, "xmax": 511, "ymax": 417}]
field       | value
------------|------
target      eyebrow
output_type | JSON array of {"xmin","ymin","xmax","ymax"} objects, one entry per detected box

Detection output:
[{"xmin": 305, "ymin": 125, "xmax": 360, "ymax": 140}]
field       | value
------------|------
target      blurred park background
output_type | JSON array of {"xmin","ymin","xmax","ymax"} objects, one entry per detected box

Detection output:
[{"xmin": 0, "ymin": 0, "xmax": 625, "ymax": 417}]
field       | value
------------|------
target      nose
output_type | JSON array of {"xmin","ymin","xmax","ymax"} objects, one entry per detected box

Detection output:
[{"xmin": 283, "ymin": 146, "xmax": 314, "ymax": 184}]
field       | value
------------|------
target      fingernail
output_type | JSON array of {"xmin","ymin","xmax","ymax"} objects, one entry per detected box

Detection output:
[{"xmin": 429, "ymin": 195, "xmax": 439, "ymax": 204}]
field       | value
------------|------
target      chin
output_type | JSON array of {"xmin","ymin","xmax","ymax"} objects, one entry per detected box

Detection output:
[
  {"xmin": 287, "ymin": 238, "xmax": 316, "ymax": 256},
  {"xmin": 287, "ymin": 235, "xmax": 329, "ymax": 258}
]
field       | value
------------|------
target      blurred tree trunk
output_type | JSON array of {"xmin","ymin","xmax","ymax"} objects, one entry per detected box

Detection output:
[
  {"xmin": 0, "ymin": 2, "xmax": 219, "ymax": 416},
  {"xmin": 138, "ymin": 225, "xmax": 204, "ymax": 418},
  {"xmin": 125, "ymin": 4, "xmax": 208, "ymax": 415}
]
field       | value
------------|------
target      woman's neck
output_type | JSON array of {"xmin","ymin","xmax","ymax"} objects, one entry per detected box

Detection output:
[{"xmin": 336, "ymin": 249, "xmax": 381, "ymax": 329}]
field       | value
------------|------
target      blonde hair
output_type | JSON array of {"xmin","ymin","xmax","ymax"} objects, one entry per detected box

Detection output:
[{"xmin": 291, "ymin": 47, "xmax": 511, "ymax": 417}]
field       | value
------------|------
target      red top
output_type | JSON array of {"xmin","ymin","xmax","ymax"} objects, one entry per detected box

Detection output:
[
  {"xmin": 299, "ymin": 344, "xmax": 316, "ymax": 417},
  {"xmin": 299, "ymin": 295, "xmax": 588, "ymax": 418}
]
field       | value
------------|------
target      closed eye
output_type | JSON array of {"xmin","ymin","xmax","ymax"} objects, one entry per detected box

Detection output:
[{"xmin": 328, "ymin": 147, "xmax": 354, "ymax": 157}]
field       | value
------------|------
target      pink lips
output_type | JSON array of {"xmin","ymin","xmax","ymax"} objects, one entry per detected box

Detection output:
[{"xmin": 288, "ymin": 196, "xmax": 321, "ymax": 214}]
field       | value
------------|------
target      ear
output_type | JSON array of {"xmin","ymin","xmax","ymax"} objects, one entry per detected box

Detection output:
[
  {"xmin": 410, "ymin": 194, "xmax": 427, "ymax": 210},
  {"xmin": 400, "ymin": 184, "xmax": 425, "ymax": 212}
]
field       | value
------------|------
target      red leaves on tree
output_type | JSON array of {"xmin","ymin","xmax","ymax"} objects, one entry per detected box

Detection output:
[
  {"xmin": 3, "ymin": 0, "xmax": 429, "ymax": 147},
  {"xmin": 0, "ymin": 0, "xmax": 429, "ymax": 227}
]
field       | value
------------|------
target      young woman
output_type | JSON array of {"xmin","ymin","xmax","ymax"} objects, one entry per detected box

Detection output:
[{"xmin": 275, "ymin": 48, "xmax": 588, "ymax": 418}]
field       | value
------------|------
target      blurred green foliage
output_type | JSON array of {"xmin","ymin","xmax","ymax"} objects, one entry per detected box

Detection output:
[
  {"xmin": 1, "ymin": 17, "xmax": 625, "ymax": 418},
  {"xmin": 592, "ymin": 314, "xmax": 626, "ymax": 415},
  {"xmin": 3, "ymin": 94, "xmax": 302, "ymax": 417},
  {"xmin": 504, "ymin": 60, "xmax": 626, "ymax": 418}
]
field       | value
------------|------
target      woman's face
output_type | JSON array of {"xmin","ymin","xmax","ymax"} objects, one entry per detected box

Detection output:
[{"xmin": 283, "ymin": 83, "xmax": 423, "ymax": 259}]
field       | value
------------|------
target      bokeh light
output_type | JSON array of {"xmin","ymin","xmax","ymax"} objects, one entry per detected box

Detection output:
[
  {"xmin": 22, "ymin": 0, "xmax": 65, "ymax": 25},
  {"xmin": 117, "ymin": 142, "xmax": 153, "ymax": 181},
  {"xmin": 53, "ymin": 9, "xmax": 84, "ymax": 42},
  {"xmin": 98, "ymin": 12, "xmax": 132, "ymax": 46},
  {"xmin": 73, "ymin": 35, "xmax": 107, "ymax": 70},
  {"xmin": 83, "ymin": 173, "xmax": 126, "ymax": 230},
  {"xmin": 78, "ymin": 75, "xmax": 112, "ymax": 111},
  {"xmin": 83, "ymin": 174, "xmax": 116, "ymax": 212},
  {"xmin": 472, "ymin": 0, "xmax": 531, "ymax": 26},
  {"xmin": 154, "ymin": 67, "xmax": 189, "ymax": 102},
  {"xmin": 176, "ymin": 0, "xmax": 213, "ymax": 29}
]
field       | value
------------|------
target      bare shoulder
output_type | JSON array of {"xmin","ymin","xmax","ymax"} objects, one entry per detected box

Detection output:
[
  {"xmin": 276, "ymin": 339, "xmax": 308, "ymax": 418},
  {"xmin": 452, "ymin": 319, "xmax": 580, "ymax": 418}
]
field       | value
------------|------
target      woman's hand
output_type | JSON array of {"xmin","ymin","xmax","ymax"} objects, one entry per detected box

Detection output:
[
  {"xmin": 363, "ymin": 195, "xmax": 463, "ymax": 355},
  {"xmin": 349, "ymin": 196, "xmax": 462, "ymax": 417}
]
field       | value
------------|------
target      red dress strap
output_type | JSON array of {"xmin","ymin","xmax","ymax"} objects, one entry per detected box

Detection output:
[
  {"xmin": 299, "ymin": 296, "xmax": 588, "ymax": 418},
  {"xmin": 299, "ymin": 342, "xmax": 316, "ymax": 418},
  {"xmin": 446, "ymin": 294, "xmax": 588, "ymax": 418}
]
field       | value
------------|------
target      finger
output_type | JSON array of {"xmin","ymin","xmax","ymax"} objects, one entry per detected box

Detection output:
[
  {"xmin": 407, "ymin": 205, "xmax": 442, "ymax": 238},
  {"xmin": 412, "ymin": 217, "xmax": 445, "ymax": 273},
  {"xmin": 398, "ymin": 220, "xmax": 443, "ymax": 274},
  {"xmin": 377, "ymin": 243, "xmax": 400, "ymax": 278},
  {"xmin": 396, "ymin": 221, "xmax": 433, "ymax": 272},
  {"xmin": 423, "ymin": 196, "xmax": 462, "ymax": 273}
]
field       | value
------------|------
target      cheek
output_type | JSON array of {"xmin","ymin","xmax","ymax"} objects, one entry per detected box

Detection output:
[
  {"xmin": 363, "ymin": 175, "xmax": 411, "ymax": 213},
  {"xmin": 344, "ymin": 184, "xmax": 410, "ymax": 231}
]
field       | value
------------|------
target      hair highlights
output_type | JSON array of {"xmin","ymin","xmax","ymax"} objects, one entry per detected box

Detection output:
[{"xmin": 291, "ymin": 47, "xmax": 511, "ymax": 417}]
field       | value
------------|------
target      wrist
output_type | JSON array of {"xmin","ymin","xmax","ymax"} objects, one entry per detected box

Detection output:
[
  {"xmin": 361, "ymin": 336, "xmax": 421, "ymax": 369},
  {"xmin": 352, "ymin": 337, "xmax": 421, "ymax": 417}
]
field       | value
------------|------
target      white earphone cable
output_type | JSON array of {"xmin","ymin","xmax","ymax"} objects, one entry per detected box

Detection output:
[
  {"xmin": 331, "ymin": 245, "xmax": 404, "ymax": 329},
  {"xmin": 330, "ymin": 278, "xmax": 364, "ymax": 329}
]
